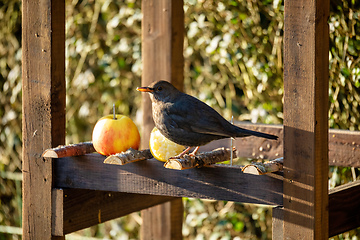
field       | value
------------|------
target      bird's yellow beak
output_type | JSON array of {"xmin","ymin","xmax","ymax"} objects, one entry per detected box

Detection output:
[{"xmin": 136, "ymin": 87, "xmax": 154, "ymax": 92}]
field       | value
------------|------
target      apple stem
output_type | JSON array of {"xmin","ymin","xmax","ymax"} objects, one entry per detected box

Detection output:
[{"xmin": 113, "ymin": 103, "xmax": 117, "ymax": 120}]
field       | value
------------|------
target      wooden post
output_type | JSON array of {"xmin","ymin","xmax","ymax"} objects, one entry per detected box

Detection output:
[
  {"xmin": 141, "ymin": 0, "xmax": 184, "ymax": 239},
  {"xmin": 22, "ymin": 0, "xmax": 65, "ymax": 239},
  {"xmin": 272, "ymin": 207, "xmax": 284, "ymax": 240},
  {"xmin": 141, "ymin": 0, "xmax": 184, "ymax": 148},
  {"xmin": 141, "ymin": 199, "xmax": 184, "ymax": 240},
  {"xmin": 283, "ymin": 0, "xmax": 329, "ymax": 239}
]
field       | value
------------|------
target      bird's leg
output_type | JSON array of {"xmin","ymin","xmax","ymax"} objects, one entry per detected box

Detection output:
[
  {"xmin": 189, "ymin": 146, "xmax": 200, "ymax": 156},
  {"xmin": 169, "ymin": 146, "xmax": 192, "ymax": 159}
]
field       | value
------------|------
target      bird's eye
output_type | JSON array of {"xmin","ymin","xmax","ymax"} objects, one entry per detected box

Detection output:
[{"xmin": 157, "ymin": 86, "xmax": 163, "ymax": 91}]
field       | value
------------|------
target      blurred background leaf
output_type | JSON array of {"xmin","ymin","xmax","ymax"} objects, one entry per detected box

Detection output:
[{"xmin": 0, "ymin": 0, "xmax": 359, "ymax": 239}]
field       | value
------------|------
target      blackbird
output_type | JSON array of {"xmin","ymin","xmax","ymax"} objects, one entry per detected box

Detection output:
[{"xmin": 137, "ymin": 81, "xmax": 278, "ymax": 157}]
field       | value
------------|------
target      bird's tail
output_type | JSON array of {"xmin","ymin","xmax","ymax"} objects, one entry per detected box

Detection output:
[{"xmin": 235, "ymin": 126, "xmax": 278, "ymax": 140}]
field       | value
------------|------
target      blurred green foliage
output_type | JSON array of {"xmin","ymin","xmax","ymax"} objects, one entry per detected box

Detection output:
[
  {"xmin": 65, "ymin": 0, "xmax": 143, "ymax": 144},
  {"xmin": 328, "ymin": 1, "xmax": 360, "ymax": 238},
  {"xmin": 329, "ymin": 0, "xmax": 360, "ymax": 132},
  {"xmin": 0, "ymin": 0, "xmax": 360, "ymax": 239},
  {"xmin": 184, "ymin": 0, "xmax": 284, "ymax": 125}
]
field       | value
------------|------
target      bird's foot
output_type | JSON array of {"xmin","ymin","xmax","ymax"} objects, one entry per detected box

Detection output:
[
  {"xmin": 169, "ymin": 146, "xmax": 200, "ymax": 159},
  {"xmin": 169, "ymin": 146, "xmax": 191, "ymax": 159},
  {"xmin": 188, "ymin": 146, "xmax": 200, "ymax": 157}
]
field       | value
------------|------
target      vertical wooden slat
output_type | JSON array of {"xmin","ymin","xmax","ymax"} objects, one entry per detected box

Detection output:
[
  {"xmin": 141, "ymin": 198, "xmax": 183, "ymax": 240},
  {"xmin": 141, "ymin": 0, "xmax": 184, "ymax": 239},
  {"xmin": 283, "ymin": 0, "xmax": 329, "ymax": 239},
  {"xmin": 169, "ymin": 198, "xmax": 184, "ymax": 240},
  {"xmin": 22, "ymin": 0, "xmax": 65, "ymax": 239},
  {"xmin": 52, "ymin": 189, "xmax": 64, "ymax": 236},
  {"xmin": 272, "ymin": 207, "xmax": 284, "ymax": 240},
  {"xmin": 141, "ymin": 0, "xmax": 184, "ymax": 148}
]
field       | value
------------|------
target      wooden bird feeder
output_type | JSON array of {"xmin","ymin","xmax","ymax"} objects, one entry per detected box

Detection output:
[{"xmin": 22, "ymin": 0, "xmax": 360, "ymax": 239}]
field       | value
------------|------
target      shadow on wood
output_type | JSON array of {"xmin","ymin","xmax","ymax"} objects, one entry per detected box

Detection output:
[
  {"xmin": 329, "ymin": 180, "xmax": 360, "ymax": 237},
  {"xmin": 52, "ymin": 188, "xmax": 177, "ymax": 235},
  {"xmin": 54, "ymin": 154, "xmax": 283, "ymax": 205}
]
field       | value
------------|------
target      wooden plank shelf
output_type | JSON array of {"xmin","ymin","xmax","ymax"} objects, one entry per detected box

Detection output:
[
  {"xmin": 52, "ymin": 153, "xmax": 360, "ymax": 237},
  {"xmin": 52, "ymin": 152, "xmax": 360, "ymax": 236},
  {"xmin": 54, "ymin": 154, "xmax": 283, "ymax": 206}
]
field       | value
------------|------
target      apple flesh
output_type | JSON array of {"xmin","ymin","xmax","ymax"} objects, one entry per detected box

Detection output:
[
  {"xmin": 92, "ymin": 114, "xmax": 140, "ymax": 156},
  {"xmin": 149, "ymin": 127, "xmax": 184, "ymax": 162}
]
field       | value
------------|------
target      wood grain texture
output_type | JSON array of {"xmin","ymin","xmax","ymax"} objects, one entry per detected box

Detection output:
[
  {"xmin": 272, "ymin": 206, "xmax": 284, "ymax": 240},
  {"xmin": 329, "ymin": 180, "xmax": 360, "ymax": 237},
  {"xmin": 242, "ymin": 158, "xmax": 283, "ymax": 175},
  {"xmin": 103, "ymin": 148, "xmax": 153, "ymax": 165},
  {"xmin": 52, "ymin": 189, "xmax": 64, "ymax": 236},
  {"xmin": 169, "ymin": 198, "xmax": 184, "ymax": 240},
  {"xmin": 141, "ymin": 1, "xmax": 184, "ymax": 239},
  {"xmin": 141, "ymin": 202, "xmax": 172, "ymax": 240},
  {"xmin": 328, "ymin": 129, "xmax": 360, "ymax": 167},
  {"xmin": 54, "ymin": 154, "xmax": 283, "ymax": 205},
  {"xmin": 22, "ymin": 0, "xmax": 65, "ymax": 239},
  {"xmin": 283, "ymin": 0, "xmax": 329, "ymax": 239},
  {"xmin": 42, "ymin": 142, "xmax": 95, "ymax": 158},
  {"xmin": 141, "ymin": 198, "xmax": 183, "ymax": 240},
  {"xmin": 52, "ymin": 189, "xmax": 177, "ymax": 235},
  {"xmin": 141, "ymin": 0, "xmax": 184, "ymax": 149},
  {"xmin": 164, "ymin": 147, "xmax": 236, "ymax": 170}
]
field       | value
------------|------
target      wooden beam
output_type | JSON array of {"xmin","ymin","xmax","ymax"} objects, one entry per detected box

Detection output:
[
  {"xmin": 283, "ymin": 0, "xmax": 329, "ymax": 238},
  {"xmin": 169, "ymin": 198, "xmax": 184, "ymax": 240},
  {"xmin": 204, "ymin": 123, "xmax": 360, "ymax": 167},
  {"xmin": 52, "ymin": 189, "xmax": 177, "ymax": 235},
  {"xmin": 226, "ymin": 123, "xmax": 282, "ymax": 160},
  {"xmin": 328, "ymin": 129, "xmax": 360, "ymax": 167},
  {"xmin": 22, "ymin": 0, "xmax": 65, "ymax": 239},
  {"xmin": 141, "ymin": 0, "xmax": 184, "ymax": 239},
  {"xmin": 53, "ymin": 154, "xmax": 283, "ymax": 206},
  {"xmin": 329, "ymin": 180, "xmax": 360, "ymax": 237}
]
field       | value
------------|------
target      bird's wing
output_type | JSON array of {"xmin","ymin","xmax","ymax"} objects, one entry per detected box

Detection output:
[{"xmin": 167, "ymin": 95, "xmax": 234, "ymax": 137}]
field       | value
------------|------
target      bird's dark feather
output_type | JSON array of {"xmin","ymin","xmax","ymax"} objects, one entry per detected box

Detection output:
[{"xmin": 140, "ymin": 80, "xmax": 278, "ymax": 146}]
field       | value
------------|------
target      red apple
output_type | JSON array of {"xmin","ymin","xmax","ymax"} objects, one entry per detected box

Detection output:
[{"xmin": 92, "ymin": 114, "xmax": 140, "ymax": 156}]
